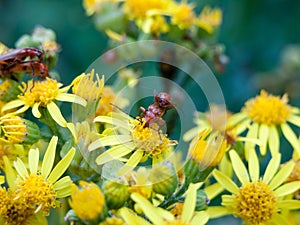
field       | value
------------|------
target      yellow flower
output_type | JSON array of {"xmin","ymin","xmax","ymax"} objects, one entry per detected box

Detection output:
[
  {"xmin": 196, "ymin": 7, "xmax": 222, "ymax": 34},
  {"xmin": 123, "ymin": 0, "xmax": 170, "ymax": 20},
  {"xmin": 12, "ymin": 136, "xmax": 75, "ymax": 215},
  {"xmin": 89, "ymin": 113, "xmax": 176, "ymax": 176},
  {"xmin": 229, "ymin": 90, "xmax": 300, "ymax": 158},
  {"xmin": 122, "ymin": 0, "xmax": 172, "ymax": 35},
  {"xmin": 69, "ymin": 181, "xmax": 106, "ymax": 220},
  {"xmin": 120, "ymin": 183, "xmax": 209, "ymax": 225},
  {"xmin": 2, "ymin": 78, "xmax": 87, "ymax": 128},
  {"xmin": 170, "ymin": 1, "xmax": 196, "ymax": 30},
  {"xmin": 209, "ymin": 149, "xmax": 300, "ymax": 225},
  {"xmin": 0, "ymin": 42, "xmax": 9, "ymax": 55}
]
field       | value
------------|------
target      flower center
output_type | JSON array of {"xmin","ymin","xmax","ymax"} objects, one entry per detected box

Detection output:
[
  {"xmin": 131, "ymin": 119, "xmax": 170, "ymax": 157},
  {"xmin": 95, "ymin": 86, "xmax": 116, "ymax": 116},
  {"xmin": 243, "ymin": 90, "xmax": 291, "ymax": 125},
  {"xmin": 0, "ymin": 80, "xmax": 11, "ymax": 96},
  {"xmin": 19, "ymin": 78, "xmax": 60, "ymax": 107},
  {"xmin": 236, "ymin": 180, "xmax": 277, "ymax": 225},
  {"xmin": 2, "ymin": 189, "xmax": 35, "ymax": 225},
  {"xmin": 17, "ymin": 173, "xmax": 56, "ymax": 215}
]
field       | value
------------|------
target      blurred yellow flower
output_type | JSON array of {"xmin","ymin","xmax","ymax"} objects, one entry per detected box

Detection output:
[
  {"xmin": 229, "ymin": 90, "xmax": 300, "ymax": 158},
  {"xmin": 170, "ymin": 1, "xmax": 196, "ymax": 29},
  {"xmin": 197, "ymin": 7, "xmax": 222, "ymax": 33}
]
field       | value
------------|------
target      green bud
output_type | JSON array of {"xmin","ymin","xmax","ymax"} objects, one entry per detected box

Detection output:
[
  {"xmin": 149, "ymin": 161, "xmax": 178, "ymax": 196},
  {"xmin": 22, "ymin": 119, "xmax": 41, "ymax": 144},
  {"xmin": 195, "ymin": 189, "xmax": 209, "ymax": 211},
  {"xmin": 103, "ymin": 181, "xmax": 130, "ymax": 209},
  {"xmin": 183, "ymin": 158, "xmax": 214, "ymax": 184}
]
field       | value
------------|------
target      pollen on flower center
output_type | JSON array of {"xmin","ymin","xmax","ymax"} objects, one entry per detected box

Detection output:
[
  {"xmin": 131, "ymin": 119, "xmax": 169, "ymax": 156},
  {"xmin": 19, "ymin": 78, "xmax": 60, "ymax": 107},
  {"xmin": 236, "ymin": 180, "xmax": 277, "ymax": 225},
  {"xmin": 165, "ymin": 221, "xmax": 190, "ymax": 225},
  {"xmin": 17, "ymin": 173, "xmax": 56, "ymax": 215},
  {"xmin": 243, "ymin": 90, "xmax": 291, "ymax": 125}
]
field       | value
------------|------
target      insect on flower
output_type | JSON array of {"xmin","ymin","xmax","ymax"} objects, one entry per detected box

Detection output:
[
  {"xmin": 0, "ymin": 47, "xmax": 49, "ymax": 80},
  {"xmin": 139, "ymin": 92, "xmax": 175, "ymax": 128}
]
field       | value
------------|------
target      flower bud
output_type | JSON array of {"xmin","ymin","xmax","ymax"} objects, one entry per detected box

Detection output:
[
  {"xmin": 195, "ymin": 189, "xmax": 209, "ymax": 211},
  {"xmin": 149, "ymin": 161, "xmax": 178, "ymax": 196},
  {"xmin": 184, "ymin": 129, "xmax": 226, "ymax": 183},
  {"xmin": 0, "ymin": 115, "xmax": 40, "ymax": 144},
  {"xmin": 102, "ymin": 181, "xmax": 130, "ymax": 209}
]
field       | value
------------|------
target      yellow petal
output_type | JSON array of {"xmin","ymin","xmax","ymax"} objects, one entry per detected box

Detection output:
[
  {"xmin": 131, "ymin": 193, "xmax": 165, "ymax": 225},
  {"xmin": 53, "ymin": 176, "xmax": 72, "ymax": 191},
  {"xmin": 212, "ymin": 170, "xmax": 239, "ymax": 194},
  {"xmin": 248, "ymin": 149, "xmax": 259, "ymax": 182},
  {"xmin": 288, "ymin": 114, "xmax": 300, "ymax": 127},
  {"xmin": 47, "ymin": 148, "xmax": 75, "ymax": 184},
  {"xmin": 183, "ymin": 127, "xmax": 201, "ymax": 142},
  {"xmin": 268, "ymin": 125, "xmax": 279, "ymax": 156},
  {"xmin": 117, "ymin": 150, "xmax": 144, "ymax": 176},
  {"xmin": 47, "ymin": 102, "xmax": 68, "ymax": 127},
  {"xmin": 3, "ymin": 156, "xmax": 17, "ymax": 188},
  {"xmin": 182, "ymin": 183, "xmax": 198, "ymax": 223},
  {"xmin": 263, "ymin": 153, "xmax": 281, "ymax": 184},
  {"xmin": 32, "ymin": 103, "xmax": 41, "ymax": 118},
  {"xmin": 41, "ymin": 136, "xmax": 58, "ymax": 178},
  {"xmin": 14, "ymin": 157, "xmax": 29, "ymax": 179},
  {"xmin": 1, "ymin": 99, "xmax": 25, "ymax": 112},
  {"xmin": 206, "ymin": 206, "xmax": 229, "ymax": 218},
  {"xmin": 88, "ymin": 135, "xmax": 133, "ymax": 151},
  {"xmin": 227, "ymin": 112, "xmax": 247, "ymax": 128},
  {"xmin": 258, "ymin": 123, "xmax": 269, "ymax": 155},
  {"xmin": 28, "ymin": 148, "xmax": 39, "ymax": 174},
  {"xmin": 229, "ymin": 150, "xmax": 249, "ymax": 185},
  {"xmin": 95, "ymin": 144, "xmax": 135, "ymax": 165},
  {"xmin": 191, "ymin": 211, "xmax": 209, "ymax": 225},
  {"xmin": 120, "ymin": 208, "xmax": 152, "ymax": 225},
  {"xmin": 94, "ymin": 116, "xmax": 131, "ymax": 130},
  {"xmin": 274, "ymin": 181, "xmax": 300, "ymax": 197},
  {"xmin": 269, "ymin": 161, "xmax": 295, "ymax": 190},
  {"xmin": 244, "ymin": 123, "xmax": 258, "ymax": 160},
  {"xmin": 56, "ymin": 93, "xmax": 87, "ymax": 107},
  {"xmin": 277, "ymin": 200, "xmax": 300, "ymax": 210},
  {"xmin": 56, "ymin": 186, "xmax": 72, "ymax": 198},
  {"xmin": 234, "ymin": 118, "xmax": 251, "ymax": 135},
  {"xmin": 270, "ymin": 213, "xmax": 292, "ymax": 225},
  {"xmin": 281, "ymin": 123, "xmax": 300, "ymax": 156},
  {"xmin": 204, "ymin": 182, "xmax": 224, "ymax": 200}
]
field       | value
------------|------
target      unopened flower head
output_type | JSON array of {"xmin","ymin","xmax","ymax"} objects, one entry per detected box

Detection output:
[
  {"xmin": 0, "ymin": 114, "xmax": 40, "ymax": 144},
  {"xmin": 210, "ymin": 150, "xmax": 300, "ymax": 225},
  {"xmin": 69, "ymin": 181, "xmax": 106, "ymax": 220},
  {"xmin": 89, "ymin": 114, "xmax": 177, "ymax": 176},
  {"xmin": 72, "ymin": 69, "xmax": 104, "ymax": 102},
  {"xmin": 2, "ymin": 78, "xmax": 87, "ymax": 128},
  {"xmin": 12, "ymin": 136, "xmax": 75, "ymax": 215}
]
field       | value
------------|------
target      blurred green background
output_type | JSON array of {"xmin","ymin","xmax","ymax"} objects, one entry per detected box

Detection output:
[
  {"xmin": 1, "ymin": 0, "xmax": 300, "ymax": 111},
  {"xmin": 1, "ymin": 0, "xmax": 300, "ymax": 224}
]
